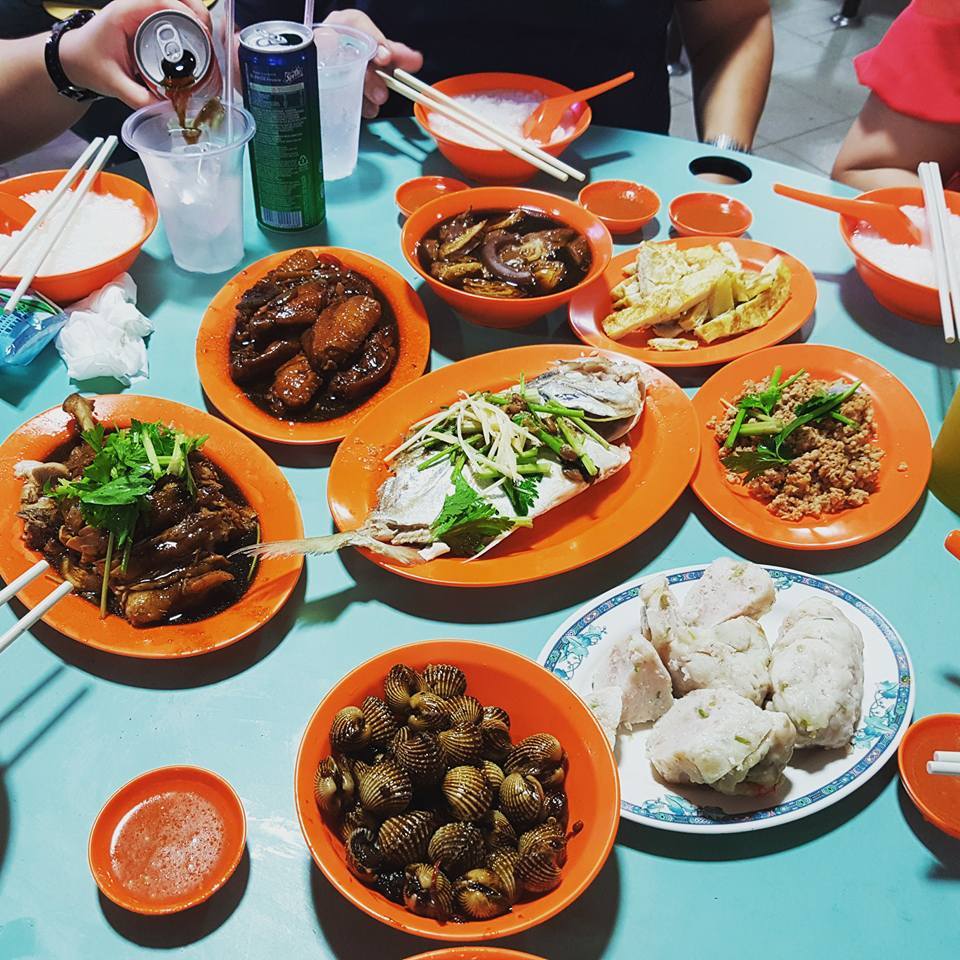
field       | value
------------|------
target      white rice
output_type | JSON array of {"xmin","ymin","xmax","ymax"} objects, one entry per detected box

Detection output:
[
  {"xmin": 851, "ymin": 203, "xmax": 960, "ymax": 287},
  {"xmin": 427, "ymin": 89, "xmax": 572, "ymax": 149},
  {"xmin": 0, "ymin": 189, "xmax": 145, "ymax": 277}
]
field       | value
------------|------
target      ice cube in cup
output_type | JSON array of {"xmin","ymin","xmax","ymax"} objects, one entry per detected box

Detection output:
[
  {"xmin": 311, "ymin": 24, "xmax": 376, "ymax": 182},
  {"xmin": 121, "ymin": 99, "xmax": 255, "ymax": 274}
]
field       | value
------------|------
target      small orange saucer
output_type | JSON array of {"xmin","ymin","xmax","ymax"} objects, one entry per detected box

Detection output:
[
  {"xmin": 669, "ymin": 191, "xmax": 753, "ymax": 237},
  {"xmin": 899, "ymin": 714, "xmax": 960, "ymax": 840},
  {"xmin": 406, "ymin": 950, "xmax": 547, "ymax": 959},
  {"xmin": 578, "ymin": 179, "xmax": 660, "ymax": 234},
  {"xmin": 89, "ymin": 766, "xmax": 247, "ymax": 915},
  {"xmin": 395, "ymin": 176, "xmax": 469, "ymax": 217}
]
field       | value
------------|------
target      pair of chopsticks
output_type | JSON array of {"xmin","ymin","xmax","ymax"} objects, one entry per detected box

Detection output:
[
  {"xmin": 927, "ymin": 751, "xmax": 960, "ymax": 777},
  {"xmin": 918, "ymin": 161, "xmax": 960, "ymax": 344},
  {"xmin": 1, "ymin": 134, "xmax": 119, "ymax": 315},
  {"xmin": 378, "ymin": 69, "xmax": 585, "ymax": 184},
  {"xmin": 0, "ymin": 559, "xmax": 73, "ymax": 655}
]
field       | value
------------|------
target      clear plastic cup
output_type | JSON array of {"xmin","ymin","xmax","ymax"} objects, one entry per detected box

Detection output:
[
  {"xmin": 121, "ymin": 99, "xmax": 255, "ymax": 274},
  {"xmin": 311, "ymin": 24, "xmax": 376, "ymax": 181}
]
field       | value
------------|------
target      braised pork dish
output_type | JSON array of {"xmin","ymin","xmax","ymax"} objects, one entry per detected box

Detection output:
[
  {"xmin": 417, "ymin": 208, "xmax": 592, "ymax": 298},
  {"xmin": 230, "ymin": 250, "xmax": 399, "ymax": 421},
  {"xmin": 16, "ymin": 394, "xmax": 258, "ymax": 627}
]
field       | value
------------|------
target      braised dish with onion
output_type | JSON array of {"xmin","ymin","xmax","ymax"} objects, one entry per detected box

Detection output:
[
  {"xmin": 229, "ymin": 249, "xmax": 399, "ymax": 421},
  {"xmin": 417, "ymin": 207, "xmax": 592, "ymax": 299},
  {"xmin": 16, "ymin": 394, "xmax": 258, "ymax": 627}
]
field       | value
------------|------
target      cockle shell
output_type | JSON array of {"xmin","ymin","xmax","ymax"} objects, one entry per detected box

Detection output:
[
  {"xmin": 505, "ymin": 734, "xmax": 565, "ymax": 778},
  {"xmin": 453, "ymin": 868, "xmax": 513, "ymax": 919},
  {"xmin": 313, "ymin": 754, "xmax": 355, "ymax": 818},
  {"xmin": 479, "ymin": 808, "xmax": 517, "ymax": 851},
  {"xmin": 498, "ymin": 773, "xmax": 545, "ymax": 827},
  {"xmin": 479, "ymin": 759, "xmax": 505, "ymax": 793},
  {"xmin": 427, "ymin": 822, "xmax": 485, "ymax": 878},
  {"xmin": 345, "ymin": 826, "xmax": 383, "ymax": 885},
  {"xmin": 403, "ymin": 862, "xmax": 453, "ymax": 920},
  {"xmin": 384, "ymin": 664, "xmax": 426, "ymax": 717},
  {"xmin": 437, "ymin": 722, "xmax": 484, "ymax": 766},
  {"xmin": 486, "ymin": 848, "xmax": 520, "ymax": 903},
  {"xmin": 518, "ymin": 818, "xmax": 567, "ymax": 865},
  {"xmin": 442, "ymin": 765, "xmax": 494, "ymax": 822},
  {"xmin": 330, "ymin": 706, "xmax": 371, "ymax": 754},
  {"xmin": 542, "ymin": 790, "xmax": 569, "ymax": 831},
  {"xmin": 446, "ymin": 694, "xmax": 483, "ymax": 726},
  {"xmin": 392, "ymin": 728, "xmax": 446, "ymax": 788},
  {"xmin": 422, "ymin": 663, "xmax": 467, "ymax": 699},
  {"xmin": 361, "ymin": 695, "xmax": 399, "ymax": 749},
  {"xmin": 357, "ymin": 759, "xmax": 413, "ymax": 818},
  {"xmin": 408, "ymin": 691, "xmax": 451, "ymax": 733},
  {"xmin": 378, "ymin": 810, "xmax": 437, "ymax": 866},
  {"xmin": 515, "ymin": 846, "xmax": 563, "ymax": 895}
]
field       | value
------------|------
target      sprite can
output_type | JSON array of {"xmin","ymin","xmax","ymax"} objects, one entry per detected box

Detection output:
[{"xmin": 239, "ymin": 21, "xmax": 325, "ymax": 232}]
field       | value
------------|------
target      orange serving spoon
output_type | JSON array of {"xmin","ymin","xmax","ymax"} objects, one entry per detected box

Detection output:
[
  {"xmin": 0, "ymin": 192, "xmax": 35, "ymax": 234},
  {"xmin": 522, "ymin": 71, "xmax": 635, "ymax": 142},
  {"xmin": 773, "ymin": 182, "xmax": 922, "ymax": 245}
]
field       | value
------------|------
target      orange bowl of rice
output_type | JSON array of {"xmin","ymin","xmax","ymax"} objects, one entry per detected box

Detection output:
[
  {"xmin": 413, "ymin": 72, "xmax": 592, "ymax": 186},
  {"xmin": 0, "ymin": 169, "xmax": 158, "ymax": 305},
  {"xmin": 839, "ymin": 185, "xmax": 960, "ymax": 325}
]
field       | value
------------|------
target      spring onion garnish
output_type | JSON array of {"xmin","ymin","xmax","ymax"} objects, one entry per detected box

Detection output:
[
  {"xmin": 734, "ymin": 735, "xmax": 750, "ymax": 745},
  {"xmin": 723, "ymin": 368, "xmax": 863, "ymax": 480},
  {"xmin": 49, "ymin": 420, "xmax": 207, "ymax": 613}
]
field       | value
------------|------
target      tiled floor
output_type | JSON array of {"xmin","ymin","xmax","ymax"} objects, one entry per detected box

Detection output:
[{"xmin": 670, "ymin": 0, "xmax": 907, "ymax": 177}]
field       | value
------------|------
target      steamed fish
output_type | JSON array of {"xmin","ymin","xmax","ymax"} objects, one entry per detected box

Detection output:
[
  {"xmin": 647, "ymin": 688, "xmax": 796, "ymax": 796},
  {"xmin": 239, "ymin": 355, "xmax": 645, "ymax": 565}
]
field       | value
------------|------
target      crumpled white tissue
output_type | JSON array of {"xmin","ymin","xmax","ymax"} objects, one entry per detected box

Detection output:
[{"xmin": 55, "ymin": 273, "xmax": 153, "ymax": 385}]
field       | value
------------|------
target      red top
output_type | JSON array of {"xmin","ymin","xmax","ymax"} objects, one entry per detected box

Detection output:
[{"xmin": 855, "ymin": 0, "xmax": 960, "ymax": 124}]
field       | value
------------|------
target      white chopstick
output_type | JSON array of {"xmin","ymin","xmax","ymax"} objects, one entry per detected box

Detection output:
[
  {"xmin": 3, "ymin": 135, "xmax": 118, "ymax": 315},
  {"xmin": 0, "ymin": 137, "xmax": 105, "ymax": 276},
  {"xmin": 0, "ymin": 558, "xmax": 49, "ymax": 606},
  {"xmin": 383, "ymin": 70, "xmax": 583, "ymax": 183},
  {"xmin": 926, "ymin": 759, "xmax": 960, "ymax": 777},
  {"xmin": 0, "ymin": 568, "xmax": 73, "ymax": 655},
  {"xmin": 918, "ymin": 161, "xmax": 959, "ymax": 343},
  {"xmin": 933, "ymin": 751, "xmax": 960, "ymax": 763}
]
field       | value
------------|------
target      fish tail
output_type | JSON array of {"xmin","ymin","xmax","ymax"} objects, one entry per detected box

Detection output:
[{"xmin": 229, "ymin": 529, "xmax": 425, "ymax": 566}]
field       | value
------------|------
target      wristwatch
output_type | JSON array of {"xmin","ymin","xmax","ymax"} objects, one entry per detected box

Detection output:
[
  {"xmin": 703, "ymin": 134, "xmax": 752, "ymax": 156},
  {"xmin": 45, "ymin": 10, "xmax": 102, "ymax": 103}
]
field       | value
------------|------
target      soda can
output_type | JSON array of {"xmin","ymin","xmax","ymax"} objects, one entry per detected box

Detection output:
[
  {"xmin": 134, "ymin": 10, "xmax": 215, "ymax": 99},
  {"xmin": 239, "ymin": 21, "xmax": 325, "ymax": 232}
]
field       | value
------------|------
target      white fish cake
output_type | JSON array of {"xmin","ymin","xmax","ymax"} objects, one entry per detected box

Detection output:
[
  {"xmin": 681, "ymin": 558, "xmax": 776, "ymax": 627},
  {"xmin": 647, "ymin": 688, "xmax": 796, "ymax": 796},
  {"xmin": 768, "ymin": 598, "xmax": 864, "ymax": 749},
  {"xmin": 641, "ymin": 577, "xmax": 772, "ymax": 705},
  {"xmin": 591, "ymin": 631, "xmax": 673, "ymax": 727},
  {"xmin": 585, "ymin": 685, "xmax": 623, "ymax": 748}
]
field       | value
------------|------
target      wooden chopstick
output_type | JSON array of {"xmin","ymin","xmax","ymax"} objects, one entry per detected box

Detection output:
[
  {"xmin": 0, "ymin": 574, "xmax": 73, "ymax": 655},
  {"xmin": 3, "ymin": 135, "xmax": 118, "ymax": 315},
  {"xmin": 382, "ymin": 70, "xmax": 584, "ymax": 183},
  {"xmin": 0, "ymin": 137, "xmax": 105, "ymax": 276},
  {"xmin": 918, "ymin": 161, "xmax": 959, "ymax": 343},
  {"xmin": 394, "ymin": 68, "xmax": 586, "ymax": 182}
]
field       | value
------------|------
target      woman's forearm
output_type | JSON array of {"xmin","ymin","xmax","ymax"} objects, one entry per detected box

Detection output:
[
  {"xmin": 679, "ymin": 0, "xmax": 773, "ymax": 148},
  {"xmin": 0, "ymin": 34, "xmax": 88, "ymax": 163}
]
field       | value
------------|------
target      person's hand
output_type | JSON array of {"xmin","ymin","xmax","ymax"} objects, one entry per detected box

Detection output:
[
  {"xmin": 322, "ymin": 9, "xmax": 423, "ymax": 119},
  {"xmin": 58, "ymin": 0, "xmax": 213, "ymax": 109}
]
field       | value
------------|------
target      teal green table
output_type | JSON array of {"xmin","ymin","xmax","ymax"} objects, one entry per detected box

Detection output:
[{"xmin": 0, "ymin": 120, "xmax": 957, "ymax": 959}]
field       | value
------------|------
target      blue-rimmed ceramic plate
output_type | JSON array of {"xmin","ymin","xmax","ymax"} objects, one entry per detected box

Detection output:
[{"xmin": 537, "ymin": 564, "xmax": 915, "ymax": 834}]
